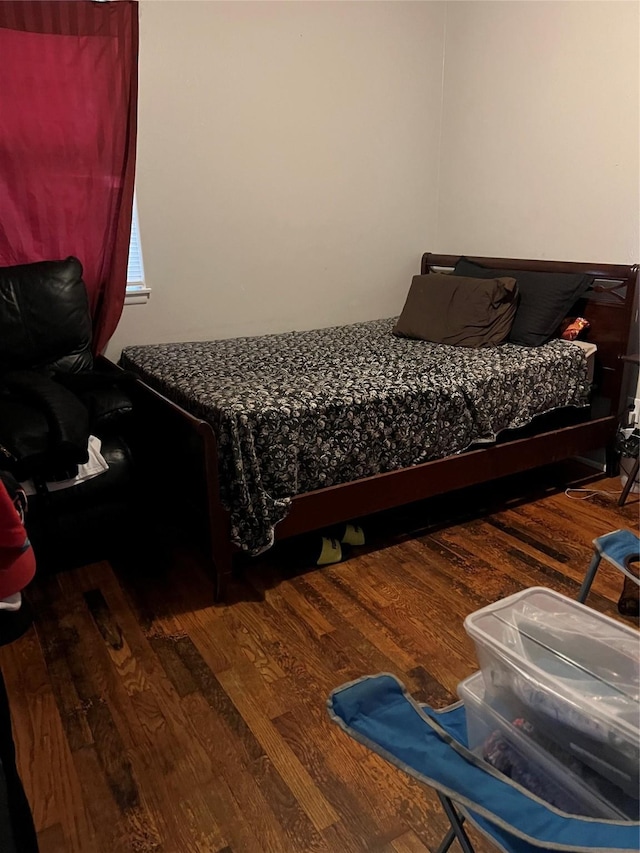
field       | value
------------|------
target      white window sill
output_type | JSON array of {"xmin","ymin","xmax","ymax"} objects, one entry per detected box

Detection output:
[{"xmin": 125, "ymin": 285, "xmax": 151, "ymax": 306}]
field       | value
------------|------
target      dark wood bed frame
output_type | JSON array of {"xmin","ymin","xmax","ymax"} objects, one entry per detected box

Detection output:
[{"xmin": 117, "ymin": 253, "xmax": 638, "ymax": 601}]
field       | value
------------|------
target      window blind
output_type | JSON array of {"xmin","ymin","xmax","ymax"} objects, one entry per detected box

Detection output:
[{"xmin": 126, "ymin": 200, "xmax": 145, "ymax": 288}]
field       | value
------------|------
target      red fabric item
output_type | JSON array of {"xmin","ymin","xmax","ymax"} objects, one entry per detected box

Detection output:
[
  {"xmin": 560, "ymin": 317, "xmax": 590, "ymax": 341},
  {"xmin": 0, "ymin": 1, "xmax": 139, "ymax": 354},
  {"xmin": 0, "ymin": 484, "xmax": 35, "ymax": 599}
]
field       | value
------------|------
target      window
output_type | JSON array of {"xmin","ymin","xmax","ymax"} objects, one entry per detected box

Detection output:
[{"xmin": 125, "ymin": 198, "xmax": 150, "ymax": 303}]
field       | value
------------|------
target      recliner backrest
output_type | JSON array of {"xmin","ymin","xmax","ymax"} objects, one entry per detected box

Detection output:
[{"xmin": 0, "ymin": 257, "xmax": 93, "ymax": 374}]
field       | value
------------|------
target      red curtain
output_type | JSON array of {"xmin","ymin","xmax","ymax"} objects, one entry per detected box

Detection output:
[{"xmin": 0, "ymin": 1, "xmax": 138, "ymax": 354}]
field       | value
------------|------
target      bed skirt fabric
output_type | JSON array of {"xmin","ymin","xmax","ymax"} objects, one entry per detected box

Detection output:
[{"xmin": 121, "ymin": 319, "xmax": 590, "ymax": 553}]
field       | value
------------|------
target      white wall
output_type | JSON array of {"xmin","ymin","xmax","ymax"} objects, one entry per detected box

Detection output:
[
  {"xmin": 107, "ymin": 0, "xmax": 446, "ymax": 358},
  {"xmin": 437, "ymin": 1, "xmax": 639, "ymax": 264},
  {"xmin": 108, "ymin": 0, "xmax": 639, "ymax": 362}
]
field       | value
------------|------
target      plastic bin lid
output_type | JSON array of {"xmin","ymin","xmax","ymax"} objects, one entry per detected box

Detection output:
[{"xmin": 464, "ymin": 587, "xmax": 640, "ymax": 745}]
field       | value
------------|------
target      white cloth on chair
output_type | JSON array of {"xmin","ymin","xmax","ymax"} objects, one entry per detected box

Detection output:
[{"xmin": 20, "ymin": 435, "xmax": 109, "ymax": 496}]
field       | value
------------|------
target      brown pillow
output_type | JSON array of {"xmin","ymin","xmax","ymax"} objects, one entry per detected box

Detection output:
[{"xmin": 393, "ymin": 273, "xmax": 518, "ymax": 347}]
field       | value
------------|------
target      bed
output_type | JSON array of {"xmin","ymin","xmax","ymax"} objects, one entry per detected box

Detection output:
[{"xmin": 117, "ymin": 253, "xmax": 638, "ymax": 600}]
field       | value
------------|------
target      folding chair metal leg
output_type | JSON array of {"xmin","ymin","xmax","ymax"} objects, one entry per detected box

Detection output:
[
  {"xmin": 436, "ymin": 793, "xmax": 476, "ymax": 853},
  {"xmin": 577, "ymin": 552, "xmax": 601, "ymax": 603},
  {"xmin": 435, "ymin": 823, "xmax": 458, "ymax": 853}
]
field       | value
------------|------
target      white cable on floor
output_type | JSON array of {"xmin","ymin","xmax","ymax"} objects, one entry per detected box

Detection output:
[{"xmin": 564, "ymin": 488, "xmax": 623, "ymax": 501}]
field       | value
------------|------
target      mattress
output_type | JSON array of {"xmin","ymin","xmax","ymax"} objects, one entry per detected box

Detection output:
[
  {"xmin": 121, "ymin": 319, "xmax": 591, "ymax": 553},
  {"xmin": 560, "ymin": 339, "xmax": 597, "ymax": 385}
]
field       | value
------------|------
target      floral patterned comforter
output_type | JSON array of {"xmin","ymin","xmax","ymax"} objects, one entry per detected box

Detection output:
[{"xmin": 121, "ymin": 319, "xmax": 590, "ymax": 553}]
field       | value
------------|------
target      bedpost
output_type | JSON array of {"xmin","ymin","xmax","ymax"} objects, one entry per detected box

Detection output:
[
  {"xmin": 605, "ymin": 445, "xmax": 620, "ymax": 477},
  {"xmin": 117, "ymin": 363, "xmax": 235, "ymax": 604}
]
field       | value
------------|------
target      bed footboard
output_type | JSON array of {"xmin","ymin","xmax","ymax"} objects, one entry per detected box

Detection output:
[{"xmin": 111, "ymin": 363, "xmax": 236, "ymax": 600}]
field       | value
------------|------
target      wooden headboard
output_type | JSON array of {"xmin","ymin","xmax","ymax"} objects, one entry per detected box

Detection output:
[{"xmin": 421, "ymin": 253, "xmax": 638, "ymax": 418}]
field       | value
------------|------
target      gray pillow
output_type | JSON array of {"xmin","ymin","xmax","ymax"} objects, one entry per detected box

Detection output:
[
  {"xmin": 393, "ymin": 273, "xmax": 518, "ymax": 347},
  {"xmin": 454, "ymin": 258, "xmax": 592, "ymax": 346}
]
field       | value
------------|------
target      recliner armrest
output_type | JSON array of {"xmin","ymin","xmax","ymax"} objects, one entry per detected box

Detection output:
[{"xmin": 53, "ymin": 368, "xmax": 136, "ymax": 436}]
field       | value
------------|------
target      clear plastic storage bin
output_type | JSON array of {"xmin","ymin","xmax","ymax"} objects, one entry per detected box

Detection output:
[
  {"xmin": 463, "ymin": 587, "xmax": 640, "ymax": 799},
  {"xmin": 458, "ymin": 672, "xmax": 638, "ymax": 820}
]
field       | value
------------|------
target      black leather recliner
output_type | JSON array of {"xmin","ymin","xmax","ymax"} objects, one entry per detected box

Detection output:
[{"xmin": 0, "ymin": 257, "xmax": 137, "ymax": 570}]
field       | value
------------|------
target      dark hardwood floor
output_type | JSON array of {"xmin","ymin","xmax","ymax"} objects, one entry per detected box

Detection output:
[{"xmin": 1, "ymin": 466, "xmax": 638, "ymax": 852}]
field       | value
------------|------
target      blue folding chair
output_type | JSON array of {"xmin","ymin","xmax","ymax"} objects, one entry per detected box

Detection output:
[
  {"xmin": 577, "ymin": 529, "xmax": 640, "ymax": 607},
  {"xmin": 328, "ymin": 673, "xmax": 640, "ymax": 853}
]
